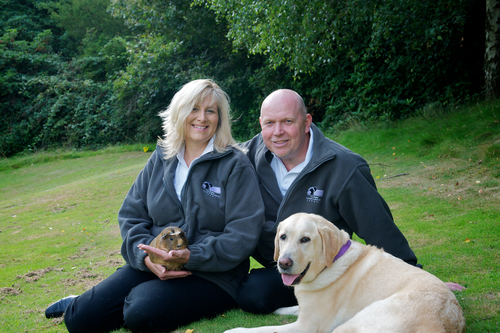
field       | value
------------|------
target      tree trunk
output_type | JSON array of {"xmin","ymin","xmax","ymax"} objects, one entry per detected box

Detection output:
[{"xmin": 485, "ymin": 0, "xmax": 500, "ymax": 99}]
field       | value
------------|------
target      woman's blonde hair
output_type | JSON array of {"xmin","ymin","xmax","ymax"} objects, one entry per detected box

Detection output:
[{"xmin": 158, "ymin": 79, "xmax": 236, "ymax": 160}]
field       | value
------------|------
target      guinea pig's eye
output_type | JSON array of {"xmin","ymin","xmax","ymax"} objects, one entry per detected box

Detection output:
[
  {"xmin": 300, "ymin": 237, "xmax": 310, "ymax": 243},
  {"xmin": 280, "ymin": 234, "xmax": 286, "ymax": 241},
  {"xmin": 170, "ymin": 237, "xmax": 174, "ymax": 241}
]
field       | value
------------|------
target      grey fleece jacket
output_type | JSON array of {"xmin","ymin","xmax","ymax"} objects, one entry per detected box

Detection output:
[
  {"xmin": 118, "ymin": 145, "xmax": 265, "ymax": 300},
  {"xmin": 243, "ymin": 124, "xmax": 418, "ymax": 267}
]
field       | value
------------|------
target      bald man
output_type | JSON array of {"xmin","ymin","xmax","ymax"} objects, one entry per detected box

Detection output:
[{"xmin": 238, "ymin": 89, "xmax": 419, "ymax": 314}]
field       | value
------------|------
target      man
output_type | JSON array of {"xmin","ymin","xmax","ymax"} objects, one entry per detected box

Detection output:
[{"xmin": 238, "ymin": 89, "xmax": 419, "ymax": 314}]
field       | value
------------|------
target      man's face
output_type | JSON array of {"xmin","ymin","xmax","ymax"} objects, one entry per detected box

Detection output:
[{"xmin": 259, "ymin": 96, "xmax": 312, "ymax": 170}]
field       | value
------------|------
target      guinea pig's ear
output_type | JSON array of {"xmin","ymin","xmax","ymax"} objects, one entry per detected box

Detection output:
[{"xmin": 181, "ymin": 232, "xmax": 188, "ymax": 245}]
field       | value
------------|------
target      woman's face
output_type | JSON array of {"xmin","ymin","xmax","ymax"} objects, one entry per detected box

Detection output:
[{"xmin": 184, "ymin": 96, "xmax": 219, "ymax": 150}]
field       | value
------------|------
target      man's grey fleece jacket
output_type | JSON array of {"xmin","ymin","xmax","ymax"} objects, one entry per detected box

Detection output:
[{"xmin": 243, "ymin": 123, "xmax": 418, "ymax": 267}]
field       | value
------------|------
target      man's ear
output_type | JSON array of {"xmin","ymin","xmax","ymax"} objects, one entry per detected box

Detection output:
[
  {"xmin": 259, "ymin": 116, "xmax": 263, "ymax": 128},
  {"xmin": 305, "ymin": 114, "xmax": 312, "ymax": 133}
]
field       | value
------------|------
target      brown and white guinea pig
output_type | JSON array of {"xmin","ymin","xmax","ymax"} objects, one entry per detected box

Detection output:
[{"xmin": 148, "ymin": 226, "xmax": 188, "ymax": 271}]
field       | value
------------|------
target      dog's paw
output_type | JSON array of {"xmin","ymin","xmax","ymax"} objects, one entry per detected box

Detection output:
[{"xmin": 273, "ymin": 305, "xmax": 299, "ymax": 316}]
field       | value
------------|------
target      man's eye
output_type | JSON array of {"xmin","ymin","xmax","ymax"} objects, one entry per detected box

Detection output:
[{"xmin": 300, "ymin": 237, "xmax": 310, "ymax": 243}]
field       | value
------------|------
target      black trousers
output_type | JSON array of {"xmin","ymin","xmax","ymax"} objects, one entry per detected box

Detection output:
[
  {"xmin": 64, "ymin": 265, "xmax": 237, "ymax": 333},
  {"xmin": 236, "ymin": 267, "xmax": 298, "ymax": 314}
]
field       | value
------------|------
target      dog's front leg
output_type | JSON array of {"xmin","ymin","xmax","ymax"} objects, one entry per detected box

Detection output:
[{"xmin": 224, "ymin": 322, "xmax": 308, "ymax": 333}]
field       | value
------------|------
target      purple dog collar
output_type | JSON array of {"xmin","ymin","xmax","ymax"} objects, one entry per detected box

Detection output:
[{"xmin": 333, "ymin": 240, "xmax": 351, "ymax": 263}]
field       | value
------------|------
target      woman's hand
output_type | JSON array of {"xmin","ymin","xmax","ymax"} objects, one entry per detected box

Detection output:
[{"xmin": 139, "ymin": 244, "xmax": 191, "ymax": 280}]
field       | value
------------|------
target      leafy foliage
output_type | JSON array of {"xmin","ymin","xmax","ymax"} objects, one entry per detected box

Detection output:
[
  {"xmin": 201, "ymin": 0, "xmax": 481, "ymax": 127},
  {"xmin": 0, "ymin": 0, "xmax": 487, "ymax": 156},
  {"xmin": 110, "ymin": 0, "xmax": 267, "ymax": 142},
  {"xmin": 0, "ymin": 0, "xmax": 128, "ymax": 157}
]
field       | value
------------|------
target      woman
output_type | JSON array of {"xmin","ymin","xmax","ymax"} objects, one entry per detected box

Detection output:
[{"xmin": 46, "ymin": 79, "xmax": 265, "ymax": 332}]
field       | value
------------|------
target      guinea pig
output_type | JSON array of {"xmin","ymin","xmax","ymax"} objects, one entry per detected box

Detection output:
[{"xmin": 148, "ymin": 226, "xmax": 188, "ymax": 271}]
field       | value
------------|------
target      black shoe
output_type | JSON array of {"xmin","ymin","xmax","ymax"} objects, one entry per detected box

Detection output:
[{"xmin": 45, "ymin": 295, "xmax": 78, "ymax": 318}]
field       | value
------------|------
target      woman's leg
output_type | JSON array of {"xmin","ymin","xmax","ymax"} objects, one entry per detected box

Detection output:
[
  {"xmin": 123, "ymin": 274, "xmax": 237, "ymax": 333},
  {"xmin": 64, "ymin": 265, "xmax": 155, "ymax": 333}
]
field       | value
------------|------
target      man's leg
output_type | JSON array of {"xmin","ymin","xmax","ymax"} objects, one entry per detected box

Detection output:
[
  {"xmin": 237, "ymin": 267, "xmax": 297, "ymax": 314},
  {"xmin": 64, "ymin": 265, "xmax": 155, "ymax": 333},
  {"xmin": 123, "ymin": 274, "xmax": 237, "ymax": 332}
]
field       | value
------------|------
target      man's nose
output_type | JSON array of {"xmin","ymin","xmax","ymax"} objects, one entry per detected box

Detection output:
[{"xmin": 273, "ymin": 122, "xmax": 283, "ymax": 135}]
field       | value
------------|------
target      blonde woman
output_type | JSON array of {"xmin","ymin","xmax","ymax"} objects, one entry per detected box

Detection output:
[{"xmin": 46, "ymin": 79, "xmax": 265, "ymax": 333}]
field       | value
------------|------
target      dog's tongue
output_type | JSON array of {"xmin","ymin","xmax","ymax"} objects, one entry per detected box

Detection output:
[{"xmin": 281, "ymin": 273, "xmax": 300, "ymax": 286}]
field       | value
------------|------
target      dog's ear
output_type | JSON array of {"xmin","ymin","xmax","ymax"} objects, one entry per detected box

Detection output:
[
  {"xmin": 319, "ymin": 225, "xmax": 343, "ymax": 268},
  {"xmin": 273, "ymin": 223, "xmax": 282, "ymax": 262}
]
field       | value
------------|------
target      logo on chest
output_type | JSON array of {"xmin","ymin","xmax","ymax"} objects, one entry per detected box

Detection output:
[
  {"xmin": 202, "ymin": 181, "xmax": 221, "ymax": 198},
  {"xmin": 306, "ymin": 186, "xmax": 324, "ymax": 203}
]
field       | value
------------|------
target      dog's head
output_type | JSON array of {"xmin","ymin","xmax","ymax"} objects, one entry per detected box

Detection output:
[
  {"xmin": 273, "ymin": 213, "xmax": 350, "ymax": 286},
  {"xmin": 157, "ymin": 226, "xmax": 188, "ymax": 251}
]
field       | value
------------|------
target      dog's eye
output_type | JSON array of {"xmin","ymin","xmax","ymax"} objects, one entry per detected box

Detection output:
[
  {"xmin": 280, "ymin": 234, "xmax": 286, "ymax": 241},
  {"xmin": 300, "ymin": 237, "xmax": 310, "ymax": 243},
  {"xmin": 170, "ymin": 237, "xmax": 174, "ymax": 241}
]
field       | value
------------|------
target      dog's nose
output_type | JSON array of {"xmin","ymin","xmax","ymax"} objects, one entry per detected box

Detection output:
[{"xmin": 279, "ymin": 257, "xmax": 293, "ymax": 270}]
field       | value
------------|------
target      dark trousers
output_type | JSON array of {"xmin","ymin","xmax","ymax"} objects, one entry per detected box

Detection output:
[
  {"xmin": 64, "ymin": 265, "xmax": 237, "ymax": 333},
  {"xmin": 236, "ymin": 266, "xmax": 297, "ymax": 314}
]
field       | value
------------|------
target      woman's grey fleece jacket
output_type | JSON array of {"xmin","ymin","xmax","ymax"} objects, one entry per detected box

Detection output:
[{"xmin": 118, "ymin": 145, "xmax": 265, "ymax": 300}]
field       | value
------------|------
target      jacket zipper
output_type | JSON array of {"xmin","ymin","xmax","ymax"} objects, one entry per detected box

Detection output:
[
  {"xmin": 169, "ymin": 150, "xmax": 232, "ymax": 230},
  {"xmin": 275, "ymin": 155, "xmax": 336, "ymax": 224}
]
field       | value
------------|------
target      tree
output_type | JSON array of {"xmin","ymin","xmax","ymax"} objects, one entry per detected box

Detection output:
[
  {"xmin": 485, "ymin": 0, "xmax": 500, "ymax": 98},
  {"xmin": 109, "ymin": 0, "xmax": 267, "ymax": 142},
  {"xmin": 200, "ymin": 0, "xmax": 480, "ymax": 126}
]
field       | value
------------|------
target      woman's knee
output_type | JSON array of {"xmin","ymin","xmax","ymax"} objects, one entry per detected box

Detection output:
[{"xmin": 123, "ymin": 287, "xmax": 176, "ymax": 333}]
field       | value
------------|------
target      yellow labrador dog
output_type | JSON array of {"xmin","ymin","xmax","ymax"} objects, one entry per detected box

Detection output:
[{"xmin": 226, "ymin": 213, "xmax": 465, "ymax": 333}]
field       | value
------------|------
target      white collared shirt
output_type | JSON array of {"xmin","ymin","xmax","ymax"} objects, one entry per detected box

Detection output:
[
  {"xmin": 270, "ymin": 129, "xmax": 314, "ymax": 196},
  {"xmin": 174, "ymin": 136, "xmax": 215, "ymax": 201}
]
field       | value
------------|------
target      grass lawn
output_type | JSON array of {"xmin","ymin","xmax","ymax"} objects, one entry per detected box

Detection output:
[{"xmin": 1, "ymin": 101, "xmax": 499, "ymax": 332}]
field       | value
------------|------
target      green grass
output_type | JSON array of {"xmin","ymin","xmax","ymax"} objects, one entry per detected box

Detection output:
[{"xmin": 1, "ymin": 101, "xmax": 499, "ymax": 332}]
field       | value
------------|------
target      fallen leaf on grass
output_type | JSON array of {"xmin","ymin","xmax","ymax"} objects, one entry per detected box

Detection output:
[
  {"xmin": 185, "ymin": 330, "xmax": 194, "ymax": 333},
  {"xmin": 479, "ymin": 189, "xmax": 483, "ymax": 194},
  {"xmin": 465, "ymin": 238, "xmax": 471, "ymax": 243},
  {"xmin": 445, "ymin": 282, "xmax": 466, "ymax": 291}
]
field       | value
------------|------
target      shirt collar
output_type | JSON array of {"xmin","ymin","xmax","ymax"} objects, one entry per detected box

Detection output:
[
  {"xmin": 272, "ymin": 128, "xmax": 314, "ymax": 173},
  {"xmin": 177, "ymin": 135, "xmax": 216, "ymax": 167}
]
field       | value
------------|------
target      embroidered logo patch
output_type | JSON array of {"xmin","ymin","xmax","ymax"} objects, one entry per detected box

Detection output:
[
  {"xmin": 202, "ymin": 181, "xmax": 221, "ymax": 198},
  {"xmin": 306, "ymin": 186, "xmax": 324, "ymax": 203}
]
